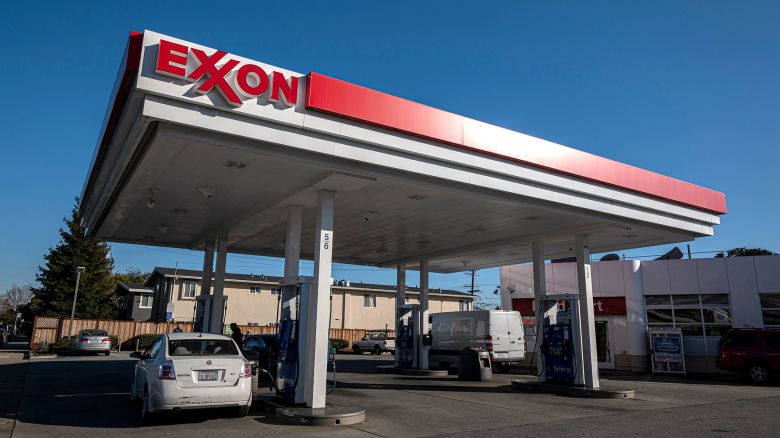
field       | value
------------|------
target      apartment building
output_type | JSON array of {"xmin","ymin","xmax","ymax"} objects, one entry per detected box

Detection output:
[{"xmin": 143, "ymin": 267, "xmax": 474, "ymax": 329}]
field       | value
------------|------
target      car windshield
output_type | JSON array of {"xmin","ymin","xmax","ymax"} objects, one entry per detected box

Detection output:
[
  {"xmin": 82, "ymin": 330, "xmax": 108, "ymax": 337},
  {"xmin": 168, "ymin": 339, "xmax": 239, "ymax": 356}
]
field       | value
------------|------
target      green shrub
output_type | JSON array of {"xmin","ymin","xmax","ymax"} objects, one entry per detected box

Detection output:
[
  {"xmin": 50, "ymin": 336, "xmax": 73, "ymax": 352},
  {"xmin": 121, "ymin": 334, "xmax": 158, "ymax": 351},
  {"xmin": 329, "ymin": 338, "xmax": 349, "ymax": 350},
  {"xmin": 109, "ymin": 335, "xmax": 119, "ymax": 350}
]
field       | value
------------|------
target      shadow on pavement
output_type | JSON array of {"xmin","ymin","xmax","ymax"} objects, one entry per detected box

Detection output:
[{"xmin": 5, "ymin": 358, "xmax": 262, "ymax": 429}]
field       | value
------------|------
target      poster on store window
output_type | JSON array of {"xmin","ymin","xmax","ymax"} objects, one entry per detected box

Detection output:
[{"xmin": 649, "ymin": 327, "xmax": 686, "ymax": 375}]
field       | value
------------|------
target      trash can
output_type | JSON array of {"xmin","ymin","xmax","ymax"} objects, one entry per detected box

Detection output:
[
  {"xmin": 477, "ymin": 350, "xmax": 493, "ymax": 382},
  {"xmin": 458, "ymin": 348, "xmax": 479, "ymax": 381}
]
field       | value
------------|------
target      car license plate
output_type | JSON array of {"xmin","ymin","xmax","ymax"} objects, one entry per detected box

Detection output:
[
  {"xmin": 496, "ymin": 352, "xmax": 508, "ymax": 359},
  {"xmin": 198, "ymin": 371, "xmax": 219, "ymax": 381}
]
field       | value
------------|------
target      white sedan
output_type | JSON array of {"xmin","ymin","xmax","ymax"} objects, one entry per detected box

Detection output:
[{"xmin": 130, "ymin": 332, "xmax": 253, "ymax": 421}]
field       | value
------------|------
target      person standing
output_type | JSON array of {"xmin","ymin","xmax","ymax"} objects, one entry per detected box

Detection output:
[{"xmin": 230, "ymin": 323, "xmax": 243, "ymax": 347}]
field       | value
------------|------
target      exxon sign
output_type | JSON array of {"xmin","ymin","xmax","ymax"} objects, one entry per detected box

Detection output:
[{"xmin": 155, "ymin": 39, "xmax": 298, "ymax": 108}]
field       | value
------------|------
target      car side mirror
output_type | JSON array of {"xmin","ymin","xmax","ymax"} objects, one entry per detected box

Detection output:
[{"xmin": 129, "ymin": 351, "xmax": 142, "ymax": 359}]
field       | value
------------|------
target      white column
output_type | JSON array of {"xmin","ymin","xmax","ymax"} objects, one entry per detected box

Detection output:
[
  {"xmin": 303, "ymin": 190, "xmax": 334, "ymax": 409},
  {"xmin": 419, "ymin": 260, "xmax": 430, "ymax": 370},
  {"xmin": 281, "ymin": 205, "xmax": 302, "ymax": 320},
  {"xmin": 624, "ymin": 260, "xmax": 648, "ymax": 371},
  {"xmin": 394, "ymin": 265, "xmax": 406, "ymax": 366},
  {"xmin": 195, "ymin": 240, "xmax": 215, "ymax": 331},
  {"xmin": 575, "ymin": 234, "xmax": 600, "ymax": 389},
  {"xmin": 209, "ymin": 234, "xmax": 228, "ymax": 334},
  {"xmin": 532, "ymin": 241, "xmax": 547, "ymax": 381}
]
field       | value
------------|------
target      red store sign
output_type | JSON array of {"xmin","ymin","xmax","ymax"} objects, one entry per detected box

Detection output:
[
  {"xmin": 512, "ymin": 297, "xmax": 627, "ymax": 317},
  {"xmin": 155, "ymin": 39, "xmax": 298, "ymax": 108}
]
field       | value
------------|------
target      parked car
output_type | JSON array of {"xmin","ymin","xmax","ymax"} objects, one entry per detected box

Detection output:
[
  {"xmin": 352, "ymin": 330, "xmax": 395, "ymax": 355},
  {"xmin": 71, "ymin": 329, "xmax": 111, "ymax": 355},
  {"xmin": 716, "ymin": 328, "xmax": 780, "ymax": 383},
  {"xmin": 130, "ymin": 333, "xmax": 252, "ymax": 422},
  {"xmin": 240, "ymin": 333, "xmax": 279, "ymax": 379},
  {"xmin": 430, "ymin": 310, "xmax": 525, "ymax": 373}
]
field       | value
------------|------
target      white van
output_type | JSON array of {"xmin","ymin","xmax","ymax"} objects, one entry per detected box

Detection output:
[{"xmin": 429, "ymin": 310, "xmax": 524, "ymax": 372}]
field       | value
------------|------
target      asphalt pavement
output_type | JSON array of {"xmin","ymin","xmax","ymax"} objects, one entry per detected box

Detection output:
[{"xmin": 3, "ymin": 350, "xmax": 780, "ymax": 437}]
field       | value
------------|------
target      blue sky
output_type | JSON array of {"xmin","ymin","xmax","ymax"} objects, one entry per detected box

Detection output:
[{"xmin": 1, "ymin": 1, "xmax": 778, "ymax": 308}]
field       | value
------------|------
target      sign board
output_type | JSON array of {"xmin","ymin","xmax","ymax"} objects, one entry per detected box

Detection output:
[
  {"xmin": 165, "ymin": 303, "xmax": 175, "ymax": 322},
  {"xmin": 649, "ymin": 327, "xmax": 686, "ymax": 375}
]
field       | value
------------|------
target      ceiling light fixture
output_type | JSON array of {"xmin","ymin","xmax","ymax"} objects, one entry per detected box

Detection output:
[
  {"xmin": 417, "ymin": 240, "xmax": 431, "ymax": 245},
  {"xmin": 197, "ymin": 186, "xmax": 217, "ymax": 199},
  {"xmin": 360, "ymin": 211, "xmax": 378, "ymax": 222},
  {"xmin": 467, "ymin": 227, "xmax": 486, "ymax": 235},
  {"xmin": 146, "ymin": 188, "xmax": 158, "ymax": 209},
  {"xmin": 407, "ymin": 194, "xmax": 426, "ymax": 201},
  {"xmin": 154, "ymin": 224, "xmax": 169, "ymax": 234},
  {"xmin": 622, "ymin": 233, "xmax": 638, "ymax": 238},
  {"xmin": 172, "ymin": 208, "xmax": 188, "ymax": 214},
  {"xmin": 224, "ymin": 161, "xmax": 247, "ymax": 169},
  {"xmin": 523, "ymin": 215, "xmax": 542, "ymax": 221}
]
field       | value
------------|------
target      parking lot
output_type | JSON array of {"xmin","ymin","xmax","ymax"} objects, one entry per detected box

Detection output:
[{"xmin": 3, "ymin": 349, "xmax": 780, "ymax": 437}]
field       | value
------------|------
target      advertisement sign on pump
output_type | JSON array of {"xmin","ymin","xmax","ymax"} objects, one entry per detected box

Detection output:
[{"xmin": 649, "ymin": 327, "xmax": 686, "ymax": 375}]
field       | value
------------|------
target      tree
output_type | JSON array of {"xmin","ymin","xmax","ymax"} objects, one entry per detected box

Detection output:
[
  {"xmin": 31, "ymin": 200, "xmax": 118, "ymax": 319},
  {"xmin": 113, "ymin": 268, "xmax": 149, "ymax": 285},
  {"xmin": 715, "ymin": 247, "xmax": 778, "ymax": 258},
  {"xmin": 1, "ymin": 284, "xmax": 33, "ymax": 313}
]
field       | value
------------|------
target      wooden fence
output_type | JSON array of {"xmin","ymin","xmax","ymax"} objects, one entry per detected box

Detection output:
[{"xmin": 30, "ymin": 316, "xmax": 393, "ymax": 351}]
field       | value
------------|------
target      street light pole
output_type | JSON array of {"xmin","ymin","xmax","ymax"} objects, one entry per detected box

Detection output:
[{"xmin": 68, "ymin": 267, "xmax": 85, "ymax": 338}]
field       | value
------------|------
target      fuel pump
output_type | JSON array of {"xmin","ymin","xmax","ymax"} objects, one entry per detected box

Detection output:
[
  {"xmin": 274, "ymin": 277, "xmax": 339, "ymax": 404},
  {"xmin": 396, "ymin": 304, "xmax": 420, "ymax": 368},
  {"xmin": 537, "ymin": 294, "xmax": 584, "ymax": 386},
  {"xmin": 193, "ymin": 295, "xmax": 212, "ymax": 333}
]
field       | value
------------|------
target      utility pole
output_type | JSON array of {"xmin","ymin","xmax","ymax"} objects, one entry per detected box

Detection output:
[
  {"xmin": 68, "ymin": 267, "xmax": 85, "ymax": 338},
  {"xmin": 465, "ymin": 270, "xmax": 480, "ymax": 295}
]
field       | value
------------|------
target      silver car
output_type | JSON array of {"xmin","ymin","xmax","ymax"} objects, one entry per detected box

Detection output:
[
  {"xmin": 71, "ymin": 329, "xmax": 112, "ymax": 355},
  {"xmin": 130, "ymin": 333, "xmax": 252, "ymax": 422}
]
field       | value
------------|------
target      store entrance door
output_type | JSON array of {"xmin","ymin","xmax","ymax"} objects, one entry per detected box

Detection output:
[{"xmin": 595, "ymin": 319, "xmax": 614, "ymax": 369}]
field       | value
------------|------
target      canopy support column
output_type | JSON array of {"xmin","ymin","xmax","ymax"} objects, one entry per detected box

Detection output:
[
  {"xmin": 302, "ymin": 190, "xmax": 335, "ymax": 409},
  {"xmin": 575, "ymin": 234, "xmax": 600, "ymax": 389},
  {"xmin": 532, "ymin": 241, "xmax": 547, "ymax": 381}
]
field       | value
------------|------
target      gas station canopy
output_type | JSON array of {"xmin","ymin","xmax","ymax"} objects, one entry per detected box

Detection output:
[{"xmin": 80, "ymin": 30, "xmax": 726, "ymax": 273}]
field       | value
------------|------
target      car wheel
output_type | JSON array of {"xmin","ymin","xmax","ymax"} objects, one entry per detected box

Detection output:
[
  {"xmin": 747, "ymin": 363, "xmax": 770, "ymax": 384},
  {"xmin": 352, "ymin": 345, "xmax": 361, "ymax": 354},
  {"xmin": 373, "ymin": 345, "xmax": 382, "ymax": 355},
  {"xmin": 105, "ymin": 351, "xmax": 111, "ymax": 356},
  {"xmin": 234, "ymin": 404, "xmax": 251, "ymax": 417},
  {"xmin": 141, "ymin": 386, "xmax": 157, "ymax": 423}
]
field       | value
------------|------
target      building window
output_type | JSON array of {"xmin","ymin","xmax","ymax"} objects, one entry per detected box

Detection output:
[
  {"xmin": 459, "ymin": 300, "xmax": 470, "ymax": 311},
  {"xmin": 363, "ymin": 294, "xmax": 376, "ymax": 308},
  {"xmin": 249, "ymin": 287, "xmax": 262, "ymax": 295},
  {"xmin": 139, "ymin": 295, "xmax": 153, "ymax": 309},
  {"xmin": 182, "ymin": 281, "xmax": 197, "ymax": 299},
  {"xmin": 644, "ymin": 294, "xmax": 732, "ymax": 337},
  {"xmin": 761, "ymin": 294, "xmax": 780, "ymax": 326},
  {"xmin": 247, "ymin": 322, "xmax": 260, "ymax": 326},
  {"xmin": 270, "ymin": 288, "xmax": 280, "ymax": 295}
]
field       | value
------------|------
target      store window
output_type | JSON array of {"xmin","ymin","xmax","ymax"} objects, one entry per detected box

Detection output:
[
  {"xmin": 363, "ymin": 294, "xmax": 376, "ymax": 308},
  {"xmin": 761, "ymin": 294, "xmax": 780, "ymax": 326},
  {"xmin": 182, "ymin": 281, "xmax": 197, "ymax": 299},
  {"xmin": 644, "ymin": 294, "xmax": 732, "ymax": 337}
]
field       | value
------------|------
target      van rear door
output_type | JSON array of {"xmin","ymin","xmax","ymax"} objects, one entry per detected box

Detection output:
[
  {"xmin": 505, "ymin": 312, "xmax": 525, "ymax": 359},
  {"xmin": 489, "ymin": 313, "xmax": 511, "ymax": 359}
]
